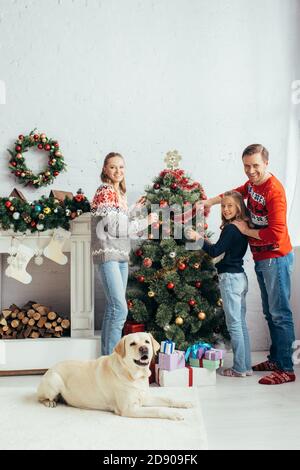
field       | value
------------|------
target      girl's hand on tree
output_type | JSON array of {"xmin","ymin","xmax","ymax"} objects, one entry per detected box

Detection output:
[
  {"xmin": 135, "ymin": 196, "xmax": 146, "ymax": 208},
  {"xmin": 148, "ymin": 212, "xmax": 158, "ymax": 225},
  {"xmin": 185, "ymin": 228, "xmax": 201, "ymax": 241}
]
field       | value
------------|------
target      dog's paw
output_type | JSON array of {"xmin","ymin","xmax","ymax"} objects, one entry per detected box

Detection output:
[
  {"xmin": 181, "ymin": 401, "xmax": 194, "ymax": 409},
  {"xmin": 169, "ymin": 412, "xmax": 184, "ymax": 421},
  {"xmin": 42, "ymin": 399, "xmax": 57, "ymax": 408},
  {"xmin": 169, "ymin": 400, "xmax": 194, "ymax": 409}
]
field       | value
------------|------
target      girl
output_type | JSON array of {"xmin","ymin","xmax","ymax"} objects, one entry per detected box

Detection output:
[
  {"xmin": 91, "ymin": 152, "xmax": 157, "ymax": 355},
  {"xmin": 187, "ymin": 191, "xmax": 252, "ymax": 377}
]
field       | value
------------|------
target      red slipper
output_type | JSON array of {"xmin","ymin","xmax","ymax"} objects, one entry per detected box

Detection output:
[
  {"xmin": 252, "ymin": 360, "xmax": 278, "ymax": 371},
  {"xmin": 258, "ymin": 370, "xmax": 296, "ymax": 385}
]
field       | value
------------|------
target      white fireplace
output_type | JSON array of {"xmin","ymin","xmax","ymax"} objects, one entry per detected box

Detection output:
[{"xmin": 0, "ymin": 213, "xmax": 100, "ymax": 375}]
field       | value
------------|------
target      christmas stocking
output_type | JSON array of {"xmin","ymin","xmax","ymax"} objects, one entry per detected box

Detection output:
[
  {"xmin": 5, "ymin": 243, "xmax": 34, "ymax": 284},
  {"xmin": 43, "ymin": 228, "xmax": 71, "ymax": 265}
]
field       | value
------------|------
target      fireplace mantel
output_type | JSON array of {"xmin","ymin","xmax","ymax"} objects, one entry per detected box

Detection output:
[{"xmin": 0, "ymin": 213, "xmax": 100, "ymax": 374}]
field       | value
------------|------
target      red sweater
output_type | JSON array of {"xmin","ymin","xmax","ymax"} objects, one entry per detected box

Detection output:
[{"xmin": 232, "ymin": 175, "xmax": 292, "ymax": 261}]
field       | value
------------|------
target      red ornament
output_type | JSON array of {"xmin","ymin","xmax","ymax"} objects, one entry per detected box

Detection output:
[
  {"xmin": 182, "ymin": 178, "xmax": 189, "ymax": 185},
  {"xmin": 18, "ymin": 135, "xmax": 24, "ymax": 140},
  {"xmin": 54, "ymin": 142, "xmax": 60, "ymax": 148},
  {"xmin": 143, "ymin": 257, "xmax": 153, "ymax": 268},
  {"xmin": 44, "ymin": 144, "xmax": 51, "ymax": 151},
  {"xmin": 178, "ymin": 262, "xmax": 187, "ymax": 271},
  {"xmin": 5, "ymin": 201, "xmax": 12, "ymax": 208},
  {"xmin": 33, "ymin": 134, "xmax": 40, "ymax": 141},
  {"xmin": 167, "ymin": 282, "xmax": 175, "ymax": 290},
  {"xmin": 31, "ymin": 221, "xmax": 36, "ymax": 227},
  {"xmin": 153, "ymin": 183, "xmax": 160, "ymax": 189},
  {"xmin": 195, "ymin": 281, "xmax": 202, "ymax": 288},
  {"xmin": 15, "ymin": 145, "xmax": 22, "ymax": 152},
  {"xmin": 53, "ymin": 171, "xmax": 59, "ymax": 176},
  {"xmin": 188, "ymin": 299, "xmax": 196, "ymax": 306},
  {"xmin": 135, "ymin": 249, "xmax": 143, "ymax": 257},
  {"xmin": 137, "ymin": 275, "xmax": 145, "ymax": 283},
  {"xmin": 38, "ymin": 144, "xmax": 43, "ymax": 150},
  {"xmin": 11, "ymin": 162, "xmax": 17, "ymax": 167},
  {"xmin": 15, "ymin": 171, "xmax": 21, "ymax": 176},
  {"xmin": 171, "ymin": 182, "xmax": 177, "ymax": 190},
  {"xmin": 159, "ymin": 200, "xmax": 168, "ymax": 208}
]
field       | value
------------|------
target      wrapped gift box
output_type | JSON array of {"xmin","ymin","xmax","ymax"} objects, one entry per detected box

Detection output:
[
  {"xmin": 123, "ymin": 321, "xmax": 145, "ymax": 336},
  {"xmin": 155, "ymin": 364, "xmax": 216, "ymax": 387},
  {"xmin": 185, "ymin": 342, "xmax": 212, "ymax": 361},
  {"xmin": 189, "ymin": 357, "xmax": 223, "ymax": 370},
  {"xmin": 160, "ymin": 340, "xmax": 175, "ymax": 355},
  {"xmin": 204, "ymin": 348, "xmax": 225, "ymax": 361},
  {"xmin": 158, "ymin": 350, "xmax": 185, "ymax": 371}
]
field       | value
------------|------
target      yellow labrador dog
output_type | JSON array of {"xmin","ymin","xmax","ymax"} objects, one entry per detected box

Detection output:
[{"xmin": 37, "ymin": 332, "xmax": 193, "ymax": 420}]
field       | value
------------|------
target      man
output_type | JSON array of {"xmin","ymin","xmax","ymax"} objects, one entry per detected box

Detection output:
[{"xmin": 204, "ymin": 144, "xmax": 295, "ymax": 385}]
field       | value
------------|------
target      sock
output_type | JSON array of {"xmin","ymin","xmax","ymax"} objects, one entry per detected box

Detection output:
[
  {"xmin": 43, "ymin": 228, "xmax": 70, "ymax": 265},
  {"xmin": 5, "ymin": 244, "xmax": 34, "ymax": 284},
  {"xmin": 258, "ymin": 371, "xmax": 296, "ymax": 385}
]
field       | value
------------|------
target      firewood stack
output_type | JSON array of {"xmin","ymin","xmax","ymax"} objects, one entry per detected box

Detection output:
[{"xmin": 0, "ymin": 301, "xmax": 70, "ymax": 339}]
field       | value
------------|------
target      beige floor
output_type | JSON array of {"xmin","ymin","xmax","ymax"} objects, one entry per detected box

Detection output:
[
  {"xmin": 200, "ymin": 351, "xmax": 300, "ymax": 450},
  {"xmin": 1, "ymin": 351, "xmax": 300, "ymax": 450}
]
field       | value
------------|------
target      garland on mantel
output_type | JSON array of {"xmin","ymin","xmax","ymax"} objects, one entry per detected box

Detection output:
[{"xmin": 0, "ymin": 189, "xmax": 91, "ymax": 234}]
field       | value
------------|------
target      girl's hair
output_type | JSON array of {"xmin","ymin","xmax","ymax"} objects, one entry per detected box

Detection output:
[
  {"xmin": 220, "ymin": 191, "xmax": 252, "ymax": 230},
  {"xmin": 101, "ymin": 152, "xmax": 126, "ymax": 194}
]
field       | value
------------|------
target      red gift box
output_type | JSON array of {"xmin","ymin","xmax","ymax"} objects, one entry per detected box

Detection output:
[{"xmin": 123, "ymin": 320, "xmax": 145, "ymax": 336}]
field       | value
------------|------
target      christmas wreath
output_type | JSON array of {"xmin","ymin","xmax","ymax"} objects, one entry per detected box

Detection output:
[{"xmin": 8, "ymin": 130, "xmax": 67, "ymax": 188}]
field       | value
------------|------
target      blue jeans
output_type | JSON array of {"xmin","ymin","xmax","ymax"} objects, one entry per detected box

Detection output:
[
  {"xmin": 219, "ymin": 272, "xmax": 251, "ymax": 373},
  {"xmin": 255, "ymin": 251, "xmax": 295, "ymax": 372},
  {"xmin": 97, "ymin": 261, "xmax": 129, "ymax": 356}
]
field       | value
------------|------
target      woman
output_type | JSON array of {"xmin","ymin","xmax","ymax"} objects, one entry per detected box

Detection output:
[{"xmin": 91, "ymin": 152, "xmax": 157, "ymax": 355}]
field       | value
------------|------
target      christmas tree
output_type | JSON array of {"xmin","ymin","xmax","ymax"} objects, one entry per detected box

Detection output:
[{"xmin": 126, "ymin": 151, "xmax": 229, "ymax": 349}]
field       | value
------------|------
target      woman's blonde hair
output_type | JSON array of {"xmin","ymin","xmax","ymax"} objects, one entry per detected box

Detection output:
[
  {"xmin": 220, "ymin": 191, "xmax": 251, "ymax": 230},
  {"xmin": 101, "ymin": 152, "xmax": 126, "ymax": 194}
]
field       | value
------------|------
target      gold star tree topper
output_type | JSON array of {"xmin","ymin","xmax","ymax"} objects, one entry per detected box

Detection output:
[{"xmin": 164, "ymin": 150, "xmax": 182, "ymax": 169}]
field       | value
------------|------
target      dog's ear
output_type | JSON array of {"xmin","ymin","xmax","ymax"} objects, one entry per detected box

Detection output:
[
  {"xmin": 149, "ymin": 333, "xmax": 160, "ymax": 355},
  {"xmin": 114, "ymin": 336, "xmax": 126, "ymax": 358}
]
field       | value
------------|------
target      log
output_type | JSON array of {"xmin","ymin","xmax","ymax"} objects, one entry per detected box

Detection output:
[
  {"xmin": 27, "ymin": 309, "xmax": 35, "ymax": 318},
  {"xmin": 47, "ymin": 311, "xmax": 57, "ymax": 321},
  {"xmin": 28, "ymin": 318, "xmax": 35, "ymax": 327},
  {"xmin": 2, "ymin": 310, "xmax": 12, "ymax": 319},
  {"xmin": 11, "ymin": 319, "xmax": 20, "ymax": 329},
  {"xmin": 33, "ymin": 312, "xmax": 41, "ymax": 321},
  {"xmin": 0, "ymin": 317, "xmax": 7, "ymax": 327},
  {"xmin": 37, "ymin": 317, "xmax": 47, "ymax": 328},
  {"xmin": 17, "ymin": 311, "xmax": 25, "ymax": 320},
  {"xmin": 61, "ymin": 319, "xmax": 70, "ymax": 329},
  {"xmin": 30, "ymin": 331, "xmax": 40, "ymax": 339},
  {"xmin": 36, "ymin": 306, "xmax": 50, "ymax": 315},
  {"xmin": 22, "ymin": 317, "xmax": 29, "ymax": 325}
]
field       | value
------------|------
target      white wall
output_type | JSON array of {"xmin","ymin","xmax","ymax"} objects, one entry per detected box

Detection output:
[{"xmin": 0, "ymin": 0, "xmax": 299, "ymax": 348}]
